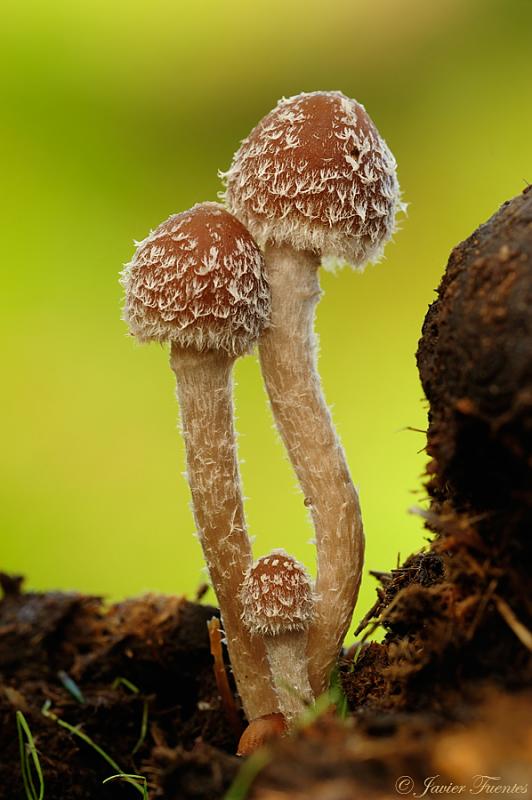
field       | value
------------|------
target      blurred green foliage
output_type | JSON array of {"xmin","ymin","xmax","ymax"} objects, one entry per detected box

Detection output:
[{"xmin": 1, "ymin": 0, "xmax": 531, "ymax": 630}]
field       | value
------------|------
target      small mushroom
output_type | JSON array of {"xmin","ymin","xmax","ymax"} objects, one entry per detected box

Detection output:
[
  {"xmin": 236, "ymin": 712, "xmax": 287, "ymax": 756},
  {"xmin": 240, "ymin": 549, "xmax": 315, "ymax": 724},
  {"xmin": 224, "ymin": 92, "xmax": 404, "ymax": 694},
  {"xmin": 121, "ymin": 202, "xmax": 277, "ymax": 720}
]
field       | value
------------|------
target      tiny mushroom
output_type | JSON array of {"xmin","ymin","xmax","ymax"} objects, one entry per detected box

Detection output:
[
  {"xmin": 121, "ymin": 201, "xmax": 277, "ymax": 721},
  {"xmin": 240, "ymin": 549, "xmax": 315, "ymax": 725},
  {"xmin": 236, "ymin": 712, "xmax": 287, "ymax": 757},
  {"xmin": 224, "ymin": 91, "xmax": 404, "ymax": 694}
]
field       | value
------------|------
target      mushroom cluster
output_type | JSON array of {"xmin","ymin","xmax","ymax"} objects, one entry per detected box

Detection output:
[{"xmin": 121, "ymin": 91, "xmax": 402, "ymax": 753}]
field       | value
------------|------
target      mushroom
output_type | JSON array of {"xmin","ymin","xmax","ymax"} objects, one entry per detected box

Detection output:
[
  {"xmin": 240, "ymin": 549, "xmax": 315, "ymax": 724},
  {"xmin": 236, "ymin": 713, "xmax": 287, "ymax": 757},
  {"xmin": 223, "ymin": 91, "xmax": 404, "ymax": 694},
  {"xmin": 121, "ymin": 201, "xmax": 277, "ymax": 721}
]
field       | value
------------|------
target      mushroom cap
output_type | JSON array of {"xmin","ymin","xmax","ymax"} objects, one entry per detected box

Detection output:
[
  {"xmin": 240, "ymin": 549, "xmax": 314, "ymax": 636},
  {"xmin": 237, "ymin": 713, "xmax": 287, "ymax": 756},
  {"xmin": 223, "ymin": 91, "xmax": 404, "ymax": 268},
  {"xmin": 121, "ymin": 202, "xmax": 271, "ymax": 356}
]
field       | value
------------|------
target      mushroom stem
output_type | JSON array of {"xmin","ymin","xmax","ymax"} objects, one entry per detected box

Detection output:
[
  {"xmin": 263, "ymin": 632, "xmax": 313, "ymax": 723},
  {"xmin": 170, "ymin": 343, "xmax": 277, "ymax": 720},
  {"xmin": 258, "ymin": 244, "xmax": 365, "ymax": 695}
]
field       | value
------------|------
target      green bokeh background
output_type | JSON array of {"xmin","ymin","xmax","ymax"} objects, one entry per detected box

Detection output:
[{"xmin": 1, "ymin": 0, "xmax": 531, "ymax": 631}]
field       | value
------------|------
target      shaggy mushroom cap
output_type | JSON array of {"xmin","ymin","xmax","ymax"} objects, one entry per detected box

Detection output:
[
  {"xmin": 224, "ymin": 91, "xmax": 403, "ymax": 267},
  {"xmin": 121, "ymin": 202, "xmax": 271, "ymax": 355},
  {"xmin": 240, "ymin": 550, "xmax": 314, "ymax": 636}
]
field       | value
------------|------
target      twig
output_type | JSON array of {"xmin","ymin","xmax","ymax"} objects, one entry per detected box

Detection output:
[
  {"xmin": 466, "ymin": 579, "xmax": 498, "ymax": 640},
  {"xmin": 207, "ymin": 617, "xmax": 244, "ymax": 737},
  {"xmin": 494, "ymin": 595, "xmax": 532, "ymax": 651},
  {"xmin": 351, "ymin": 592, "xmax": 404, "ymax": 663},
  {"xmin": 195, "ymin": 583, "xmax": 210, "ymax": 602}
]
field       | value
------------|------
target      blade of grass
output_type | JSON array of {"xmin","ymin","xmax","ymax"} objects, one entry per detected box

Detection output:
[
  {"xmin": 16, "ymin": 711, "xmax": 45, "ymax": 800},
  {"xmin": 224, "ymin": 748, "xmax": 272, "ymax": 800},
  {"xmin": 132, "ymin": 698, "xmax": 149, "ymax": 756},
  {"xmin": 112, "ymin": 677, "xmax": 140, "ymax": 694},
  {"xmin": 41, "ymin": 701, "xmax": 144, "ymax": 797},
  {"xmin": 103, "ymin": 774, "xmax": 149, "ymax": 799},
  {"xmin": 329, "ymin": 667, "xmax": 348, "ymax": 719},
  {"xmin": 111, "ymin": 676, "xmax": 149, "ymax": 755},
  {"xmin": 57, "ymin": 670, "xmax": 85, "ymax": 704}
]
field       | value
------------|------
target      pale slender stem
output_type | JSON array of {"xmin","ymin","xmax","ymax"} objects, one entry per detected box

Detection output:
[
  {"xmin": 258, "ymin": 244, "xmax": 365, "ymax": 695},
  {"xmin": 265, "ymin": 633, "xmax": 313, "ymax": 724},
  {"xmin": 170, "ymin": 344, "xmax": 278, "ymax": 720}
]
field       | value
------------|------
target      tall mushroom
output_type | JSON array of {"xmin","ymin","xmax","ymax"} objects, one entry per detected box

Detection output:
[
  {"xmin": 240, "ymin": 549, "xmax": 314, "ymax": 724},
  {"xmin": 223, "ymin": 91, "xmax": 404, "ymax": 694},
  {"xmin": 121, "ymin": 201, "xmax": 277, "ymax": 721}
]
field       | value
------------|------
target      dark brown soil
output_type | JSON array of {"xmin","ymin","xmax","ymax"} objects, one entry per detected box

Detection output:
[
  {"xmin": 1, "ymin": 189, "xmax": 531, "ymax": 799},
  {"xmin": 418, "ymin": 185, "xmax": 532, "ymax": 515},
  {"xmin": 337, "ymin": 189, "xmax": 532, "ymax": 735},
  {"xmin": 0, "ymin": 577, "xmax": 240, "ymax": 798}
]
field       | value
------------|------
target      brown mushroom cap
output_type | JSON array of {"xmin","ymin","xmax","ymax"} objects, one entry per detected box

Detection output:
[
  {"xmin": 237, "ymin": 713, "xmax": 287, "ymax": 756},
  {"xmin": 223, "ymin": 91, "xmax": 404, "ymax": 267},
  {"xmin": 240, "ymin": 549, "xmax": 314, "ymax": 636},
  {"xmin": 121, "ymin": 202, "xmax": 271, "ymax": 355}
]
